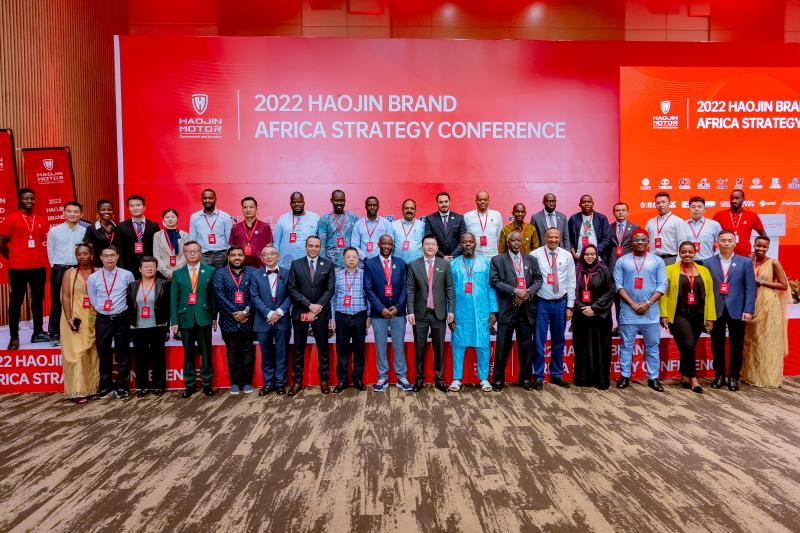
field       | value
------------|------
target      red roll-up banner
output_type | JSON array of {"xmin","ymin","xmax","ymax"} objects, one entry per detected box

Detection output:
[
  {"xmin": 19, "ymin": 147, "xmax": 77, "ymax": 230},
  {"xmin": 0, "ymin": 129, "xmax": 18, "ymax": 283}
]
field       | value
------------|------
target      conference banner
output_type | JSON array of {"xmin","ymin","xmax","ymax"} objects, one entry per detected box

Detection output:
[
  {"xmin": 0, "ymin": 129, "xmax": 18, "ymax": 283},
  {"xmin": 19, "ymin": 147, "xmax": 77, "ymax": 230},
  {"xmin": 116, "ymin": 36, "xmax": 620, "ymax": 222}
]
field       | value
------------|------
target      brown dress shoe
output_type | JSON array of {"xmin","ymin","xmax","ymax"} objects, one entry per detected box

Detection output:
[
  {"xmin": 287, "ymin": 383, "xmax": 303, "ymax": 396},
  {"xmin": 320, "ymin": 381, "xmax": 330, "ymax": 394}
]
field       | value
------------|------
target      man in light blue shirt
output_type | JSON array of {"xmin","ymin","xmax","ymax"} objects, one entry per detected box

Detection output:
[
  {"xmin": 273, "ymin": 191, "xmax": 320, "ymax": 270},
  {"xmin": 46, "ymin": 201, "xmax": 86, "ymax": 343},
  {"xmin": 683, "ymin": 196, "xmax": 722, "ymax": 263},
  {"xmin": 613, "ymin": 228, "xmax": 668, "ymax": 392},
  {"xmin": 317, "ymin": 189, "xmax": 358, "ymax": 270},
  {"xmin": 391, "ymin": 198, "xmax": 425, "ymax": 264},
  {"xmin": 351, "ymin": 196, "xmax": 392, "ymax": 261},
  {"xmin": 188, "ymin": 188, "xmax": 234, "ymax": 268}
]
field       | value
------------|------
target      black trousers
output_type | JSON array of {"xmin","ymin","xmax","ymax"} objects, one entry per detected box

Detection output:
[
  {"xmin": 493, "ymin": 313, "xmax": 534, "ymax": 384},
  {"xmin": 221, "ymin": 330, "xmax": 255, "ymax": 387},
  {"xmin": 669, "ymin": 311, "xmax": 704, "ymax": 378},
  {"xmin": 95, "ymin": 313, "xmax": 132, "ymax": 391},
  {"xmin": 132, "ymin": 326, "xmax": 167, "ymax": 390},
  {"xmin": 48, "ymin": 264, "xmax": 72, "ymax": 337},
  {"xmin": 291, "ymin": 317, "xmax": 331, "ymax": 385},
  {"xmin": 8, "ymin": 267, "xmax": 46, "ymax": 338},
  {"xmin": 201, "ymin": 250, "xmax": 227, "ymax": 269},
  {"xmin": 335, "ymin": 311, "xmax": 367, "ymax": 385},
  {"xmin": 412, "ymin": 310, "xmax": 446, "ymax": 383},
  {"xmin": 710, "ymin": 308, "xmax": 746, "ymax": 379}
]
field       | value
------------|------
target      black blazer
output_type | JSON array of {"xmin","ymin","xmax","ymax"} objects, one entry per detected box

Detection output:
[
  {"xmin": 489, "ymin": 252, "xmax": 543, "ymax": 325},
  {"xmin": 605, "ymin": 221, "xmax": 639, "ymax": 273},
  {"xmin": 424, "ymin": 211, "xmax": 466, "ymax": 257},
  {"xmin": 567, "ymin": 211, "xmax": 611, "ymax": 256},
  {"xmin": 406, "ymin": 256, "xmax": 454, "ymax": 321},
  {"xmin": 118, "ymin": 218, "xmax": 160, "ymax": 275},
  {"xmin": 126, "ymin": 278, "xmax": 170, "ymax": 327},
  {"xmin": 287, "ymin": 256, "xmax": 336, "ymax": 320}
]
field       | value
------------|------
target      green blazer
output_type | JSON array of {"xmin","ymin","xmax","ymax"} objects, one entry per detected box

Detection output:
[{"xmin": 170, "ymin": 263, "xmax": 216, "ymax": 328}]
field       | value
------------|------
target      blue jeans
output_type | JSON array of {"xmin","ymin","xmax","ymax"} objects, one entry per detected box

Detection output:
[
  {"xmin": 257, "ymin": 327, "xmax": 288, "ymax": 387},
  {"xmin": 371, "ymin": 315, "xmax": 408, "ymax": 382},
  {"xmin": 534, "ymin": 297, "xmax": 567, "ymax": 380},
  {"xmin": 619, "ymin": 322, "xmax": 662, "ymax": 380},
  {"xmin": 452, "ymin": 345, "xmax": 490, "ymax": 381}
]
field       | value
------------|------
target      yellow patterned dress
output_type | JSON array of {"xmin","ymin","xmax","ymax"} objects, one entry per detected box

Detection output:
[
  {"xmin": 61, "ymin": 268, "xmax": 99, "ymax": 398},
  {"xmin": 742, "ymin": 259, "xmax": 790, "ymax": 387}
]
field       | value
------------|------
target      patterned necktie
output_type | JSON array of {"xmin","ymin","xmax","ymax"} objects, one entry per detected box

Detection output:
[
  {"xmin": 384, "ymin": 259, "xmax": 391, "ymax": 281},
  {"xmin": 550, "ymin": 251, "xmax": 560, "ymax": 293},
  {"xmin": 134, "ymin": 220, "xmax": 144, "ymax": 241},
  {"xmin": 426, "ymin": 259, "xmax": 435, "ymax": 309}
]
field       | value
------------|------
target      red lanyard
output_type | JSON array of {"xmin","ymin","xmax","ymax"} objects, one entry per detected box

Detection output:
[
  {"xmin": 681, "ymin": 264, "xmax": 695, "ymax": 292},
  {"xmin": 162, "ymin": 229, "xmax": 176, "ymax": 254},
  {"xmin": 402, "ymin": 220, "xmax": 416, "ymax": 238},
  {"xmin": 426, "ymin": 259, "xmax": 435, "ymax": 284},
  {"xmin": 243, "ymin": 220, "xmax": 258, "ymax": 244},
  {"xmin": 582, "ymin": 215, "xmax": 593, "ymax": 233},
  {"xmin": 549, "ymin": 250, "xmax": 558, "ymax": 274},
  {"xmin": 730, "ymin": 212, "xmax": 743, "ymax": 233},
  {"xmin": 583, "ymin": 273, "xmax": 591, "ymax": 288},
  {"xmin": 291, "ymin": 215, "xmax": 302, "ymax": 231},
  {"xmin": 227, "ymin": 266, "xmax": 244, "ymax": 290},
  {"xmin": 513, "ymin": 255, "xmax": 523, "ymax": 276},
  {"xmin": 344, "ymin": 269, "xmax": 358, "ymax": 294},
  {"xmin": 334, "ymin": 214, "xmax": 345, "ymax": 235},
  {"xmin": 632, "ymin": 254, "xmax": 646, "ymax": 277},
  {"xmin": 268, "ymin": 270, "xmax": 279, "ymax": 293},
  {"xmin": 21, "ymin": 214, "xmax": 36, "ymax": 236},
  {"xmin": 656, "ymin": 213, "xmax": 672, "ymax": 236},
  {"xmin": 140, "ymin": 279, "xmax": 155, "ymax": 305},
  {"xmin": 462, "ymin": 256, "xmax": 475, "ymax": 281},
  {"xmin": 616, "ymin": 222, "xmax": 626, "ymax": 242},
  {"xmin": 477, "ymin": 212, "xmax": 488, "ymax": 235},
  {"xmin": 102, "ymin": 269, "xmax": 118, "ymax": 299},
  {"xmin": 383, "ymin": 259, "xmax": 392, "ymax": 284},
  {"xmin": 363, "ymin": 218, "xmax": 378, "ymax": 239},
  {"xmin": 687, "ymin": 219, "xmax": 706, "ymax": 240},
  {"xmin": 104, "ymin": 228, "xmax": 115, "ymax": 244},
  {"xmin": 203, "ymin": 213, "xmax": 218, "ymax": 232},
  {"xmin": 720, "ymin": 259, "xmax": 732, "ymax": 282}
]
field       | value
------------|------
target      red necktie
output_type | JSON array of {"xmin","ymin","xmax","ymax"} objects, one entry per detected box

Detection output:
[
  {"xmin": 383, "ymin": 259, "xmax": 391, "ymax": 281},
  {"xmin": 426, "ymin": 259, "xmax": 435, "ymax": 309}
]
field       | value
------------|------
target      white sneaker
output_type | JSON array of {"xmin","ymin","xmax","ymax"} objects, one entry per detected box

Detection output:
[
  {"xmin": 448, "ymin": 379, "xmax": 462, "ymax": 392},
  {"xmin": 480, "ymin": 380, "xmax": 493, "ymax": 392}
]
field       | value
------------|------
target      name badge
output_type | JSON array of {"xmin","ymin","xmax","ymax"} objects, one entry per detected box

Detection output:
[
  {"xmin": 402, "ymin": 240, "xmax": 410, "ymax": 251},
  {"xmin": 343, "ymin": 294, "xmax": 352, "ymax": 307},
  {"xmin": 134, "ymin": 242, "xmax": 144, "ymax": 254},
  {"xmin": 464, "ymin": 282, "xmax": 473, "ymax": 294},
  {"xmin": 634, "ymin": 277, "xmax": 644, "ymax": 289},
  {"xmin": 234, "ymin": 291, "xmax": 245, "ymax": 304},
  {"xmin": 582, "ymin": 236, "xmax": 589, "ymax": 248},
  {"xmin": 719, "ymin": 282, "xmax": 729, "ymax": 294},
  {"xmin": 694, "ymin": 241, "xmax": 701, "ymax": 252},
  {"xmin": 336, "ymin": 236, "xmax": 345, "ymax": 248},
  {"xmin": 516, "ymin": 277, "xmax": 526, "ymax": 289},
  {"xmin": 735, "ymin": 234, "xmax": 740, "ymax": 243},
  {"xmin": 616, "ymin": 245, "xmax": 623, "ymax": 257},
  {"xmin": 547, "ymin": 273, "xmax": 555, "ymax": 285},
  {"xmin": 384, "ymin": 285, "xmax": 393, "ymax": 297},
  {"xmin": 654, "ymin": 237, "xmax": 662, "ymax": 248},
  {"xmin": 687, "ymin": 292, "xmax": 696, "ymax": 305},
  {"xmin": 289, "ymin": 232, "xmax": 297, "ymax": 243},
  {"xmin": 581, "ymin": 289, "xmax": 591, "ymax": 303},
  {"xmin": 82, "ymin": 296, "xmax": 91, "ymax": 309},
  {"xmin": 366, "ymin": 242, "xmax": 374, "ymax": 253},
  {"xmin": 140, "ymin": 306, "xmax": 151, "ymax": 319},
  {"xmin": 480, "ymin": 235, "xmax": 487, "ymax": 246},
  {"xmin": 208, "ymin": 234, "xmax": 216, "ymax": 245},
  {"xmin": 103, "ymin": 299, "xmax": 112, "ymax": 312},
  {"xmin": 188, "ymin": 293, "xmax": 197, "ymax": 305},
  {"xmin": 169, "ymin": 255, "xmax": 177, "ymax": 267},
  {"xmin": 27, "ymin": 239, "xmax": 36, "ymax": 249},
  {"xmin": 244, "ymin": 245, "xmax": 252, "ymax": 255}
]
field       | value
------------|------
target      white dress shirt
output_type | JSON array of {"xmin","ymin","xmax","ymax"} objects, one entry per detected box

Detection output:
[
  {"xmin": 46, "ymin": 222, "xmax": 87, "ymax": 266},
  {"xmin": 645, "ymin": 212, "xmax": 685, "ymax": 256},
  {"xmin": 464, "ymin": 209, "xmax": 503, "ymax": 257},
  {"xmin": 682, "ymin": 217, "xmax": 722, "ymax": 261},
  {"xmin": 531, "ymin": 246, "xmax": 576, "ymax": 307}
]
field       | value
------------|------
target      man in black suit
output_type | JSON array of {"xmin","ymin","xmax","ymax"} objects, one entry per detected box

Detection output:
[
  {"xmin": 406, "ymin": 234, "xmax": 454, "ymax": 392},
  {"xmin": 530, "ymin": 193, "xmax": 570, "ymax": 251},
  {"xmin": 606, "ymin": 202, "xmax": 639, "ymax": 335},
  {"xmin": 489, "ymin": 230, "xmax": 543, "ymax": 391},
  {"xmin": 287, "ymin": 235, "xmax": 336, "ymax": 396},
  {"xmin": 118, "ymin": 195, "xmax": 160, "ymax": 277},
  {"xmin": 424, "ymin": 191, "xmax": 466, "ymax": 260}
]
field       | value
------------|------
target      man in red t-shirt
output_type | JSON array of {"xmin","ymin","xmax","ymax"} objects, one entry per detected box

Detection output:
[
  {"xmin": 0, "ymin": 188, "xmax": 50, "ymax": 349},
  {"xmin": 713, "ymin": 189, "xmax": 766, "ymax": 257}
]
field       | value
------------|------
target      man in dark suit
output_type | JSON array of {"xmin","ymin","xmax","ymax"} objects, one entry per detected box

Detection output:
[
  {"xmin": 424, "ymin": 191, "xmax": 466, "ymax": 259},
  {"xmin": 605, "ymin": 202, "xmax": 639, "ymax": 335},
  {"xmin": 406, "ymin": 234, "xmax": 454, "ymax": 392},
  {"xmin": 118, "ymin": 195, "xmax": 160, "ymax": 277},
  {"xmin": 250, "ymin": 245, "xmax": 292, "ymax": 396},
  {"xmin": 489, "ymin": 230, "xmax": 543, "ymax": 391},
  {"xmin": 567, "ymin": 194, "xmax": 611, "ymax": 260},
  {"xmin": 704, "ymin": 229, "xmax": 756, "ymax": 391},
  {"xmin": 530, "ymin": 193, "xmax": 570, "ymax": 251},
  {"xmin": 287, "ymin": 235, "xmax": 336, "ymax": 395}
]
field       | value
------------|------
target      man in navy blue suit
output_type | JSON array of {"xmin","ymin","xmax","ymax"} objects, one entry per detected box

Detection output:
[
  {"xmin": 567, "ymin": 194, "xmax": 610, "ymax": 261},
  {"xmin": 704, "ymin": 230, "xmax": 756, "ymax": 391},
  {"xmin": 424, "ymin": 191, "xmax": 466, "ymax": 260},
  {"xmin": 364, "ymin": 234, "xmax": 413, "ymax": 392},
  {"xmin": 250, "ymin": 245, "xmax": 292, "ymax": 396}
]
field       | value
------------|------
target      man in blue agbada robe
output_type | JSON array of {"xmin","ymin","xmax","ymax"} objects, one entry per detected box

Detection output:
[{"xmin": 448, "ymin": 232, "xmax": 498, "ymax": 392}]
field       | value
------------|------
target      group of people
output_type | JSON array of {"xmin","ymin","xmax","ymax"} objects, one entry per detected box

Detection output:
[{"xmin": 0, "ymin": 186, "xmax": 790, "ymax": 403}]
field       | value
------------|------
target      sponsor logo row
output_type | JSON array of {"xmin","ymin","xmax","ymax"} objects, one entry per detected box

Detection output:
[{"xmin": 640, "ymin": 176, "xmax": 800, "ymax": 191}]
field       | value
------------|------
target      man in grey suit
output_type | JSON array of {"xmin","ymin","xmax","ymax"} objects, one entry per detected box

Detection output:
[
  {"xmin": 530, "ymin": 193, "xmax": 570, "ymax": 251},
  {"xmin": 407, "ymin": 234, "xmax": 455, "ymax": 392}
]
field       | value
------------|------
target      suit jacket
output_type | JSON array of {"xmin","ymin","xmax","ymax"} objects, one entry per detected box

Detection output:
[
  {"xmin": 424, "ymin": 211, "xmax": 466, "ymax": 257},
  {"xmin": 126, "ymin": 277, "xmax": 170, "ymax": 327},
  {"xmin": 287, "ymin": 256, "xmax": 335, "ymax": 320},
  {"xmin": 249, "ymin": 266, "xmax": 291, "ymax": 332},
  {"xmin": 364, "ymin": 255, "xmax": 407, "ymax": 318},
  {"xmin": 605, "ymin": 220, "xmax": 639, "ymax": 272},
  {"xmin": 567, "ymin": 211, "xmax": 611, "ymax": 256},
  {"xmin": 406, "ymin": 256, "xmax": 454, "ymax": 321},
  {"xmin": 703, "ymin": 254, "xmax": 756, "ymax": 320},
  {"xmin": 117, "ymin": 218, "xmax": 160, "ymax": 274},
  {"xmin": 489, "ymin": 252, "xmax": 543, "ymax": 325},
  {"xmin": 531, "ymin": 209, "xmax": 570, "ymax": 251},
  {"xmin": 169, "ymin": 263, "xmax": 216, "ymax": 328}
]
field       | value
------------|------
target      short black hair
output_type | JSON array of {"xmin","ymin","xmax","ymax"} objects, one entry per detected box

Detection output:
[
  {"xmin": 17, "ymin": 188, "xmax": 34, "ymax": 199},
  {"xmin": 654, "ymin": 192, "xmax": 670, "ymax": 201},
  {"xmin": 241, "ymin": 196, "xmax": 257, "ymax": 207},
  {"xmin": 64, "ymin": 201, "xmax": 83, "ymax": 211},
  {"xmin": 688, "ymin": 196, "xmax": 705, "ymax": 205},
  {"xmin": 126, "ymin": 194, "xmax": 145, "ymax": 205},
  {"xmin": 97, "ymin": 199, "xmax": 113, "ymax": 210}
]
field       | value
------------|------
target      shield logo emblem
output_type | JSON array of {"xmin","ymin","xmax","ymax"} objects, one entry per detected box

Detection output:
[
  {"xmin": 192, "ymin": 93, "xmax": 208, "ymax": 115},
  {"xmin": 43, "ymin": 158, "xmax": 54, "ymax": 171},
  {"xmin": 659, "ymin": 100, "xmax": 671, "ymax": 114}
]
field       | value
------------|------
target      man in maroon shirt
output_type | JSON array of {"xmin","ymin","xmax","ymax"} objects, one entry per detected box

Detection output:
[
  {"xmin": 0, "ymin": 188, "xmax": 51, "ymax": 349},
  {"xmin": 229, "ymin": 196, "xmax": 273, "ymax": 267},
  {"xmin": 713, "ymin": 189, "xmax": 766, "ymax": 256}
]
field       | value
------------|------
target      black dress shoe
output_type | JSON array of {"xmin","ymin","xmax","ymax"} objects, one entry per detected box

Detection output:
[
  {"xmin": 692, "ymin": 385, "xmax": 704, "ymax": 394},
  {"xmin": 276, "ymin": 386, "xmax": 286, "ymax": 396},
  {"xmin": 353, "ymin": 382, "xmax": 366, "ymax": 391},
  {"xmin": 435, "ymin": 381, "xmax": 448, "ymax": 393},
  {"xmin": 711, "ymin": 376, "xmax": 725, "ymax": 389},
  {"xmin": 728, "ymin": 378, "xmax": 740, "ymax": 391},
  {"xmin": 320, "ymin": 381, "xmax": 331, "ymax": 394},
  {"xmin": 287, "ymin": 383, "xmax": 302, "ymax": 396},
  {"xmin": 31, "ymin": 332, "xmax": 51, "ymax": 343},
  {"xmin": 680, "ymin": 381, "xmax": 691, "ymax": 389},
  {"xmin": 258, "ymin": 386, "xmax": 270, "ymax": 396},
  {"xmin": 153, "ymin": 389, "xmax": 165, "ymax": 396},
  {"xmin": 533, "ymin": 380, "xmax": 544, "ymax": 391},
  {"xmin": 7, "ymin": 337, "xmax": 19, "ymax": 350},
  {"xmin": 136, "ymin": 389, "xmax": 149, "ymax": 398},
  {"xmin": 611, "ymin": 327, "xmax": 620, "ymax": 337},
  {"xmin": 492, "ymin": 381, "xmax": 505, "ymax": 392},
  {"xmin": 180, "ymin": 388, "xmax": 195, "ymax": 398},
  {"xmin": 647, "ymin": 379, "xmax": 664, "ymax": 392},
  {"xmin": 412, "ymin": 380, "xmax": 424, "ymax": 392},
  {"xmin": 333, "ymin": 383, "xmax": 348, "ymax": 394},
  {"xmin": 202, "ymin": 386, "xmax": 214, "ymax": 397},
  {"xmin": 519, "ymin": 381, "xmax": 532, "ymax": 391},
  {"xmin": 616, "ymin": 377, "xmax": 630, "ymax": 389},
  {"xmin": 550, "ymin": 377, "xmax": 571, "ymax": 388}
]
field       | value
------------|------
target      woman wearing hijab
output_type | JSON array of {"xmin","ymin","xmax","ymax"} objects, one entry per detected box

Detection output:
[
  {"xmin": 659, "ymin": 241, "xmax": 715, "ymax": 393},
  {"xmin": 572, "ymin": 244, "xmax": 615, "ymax": 389}
]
